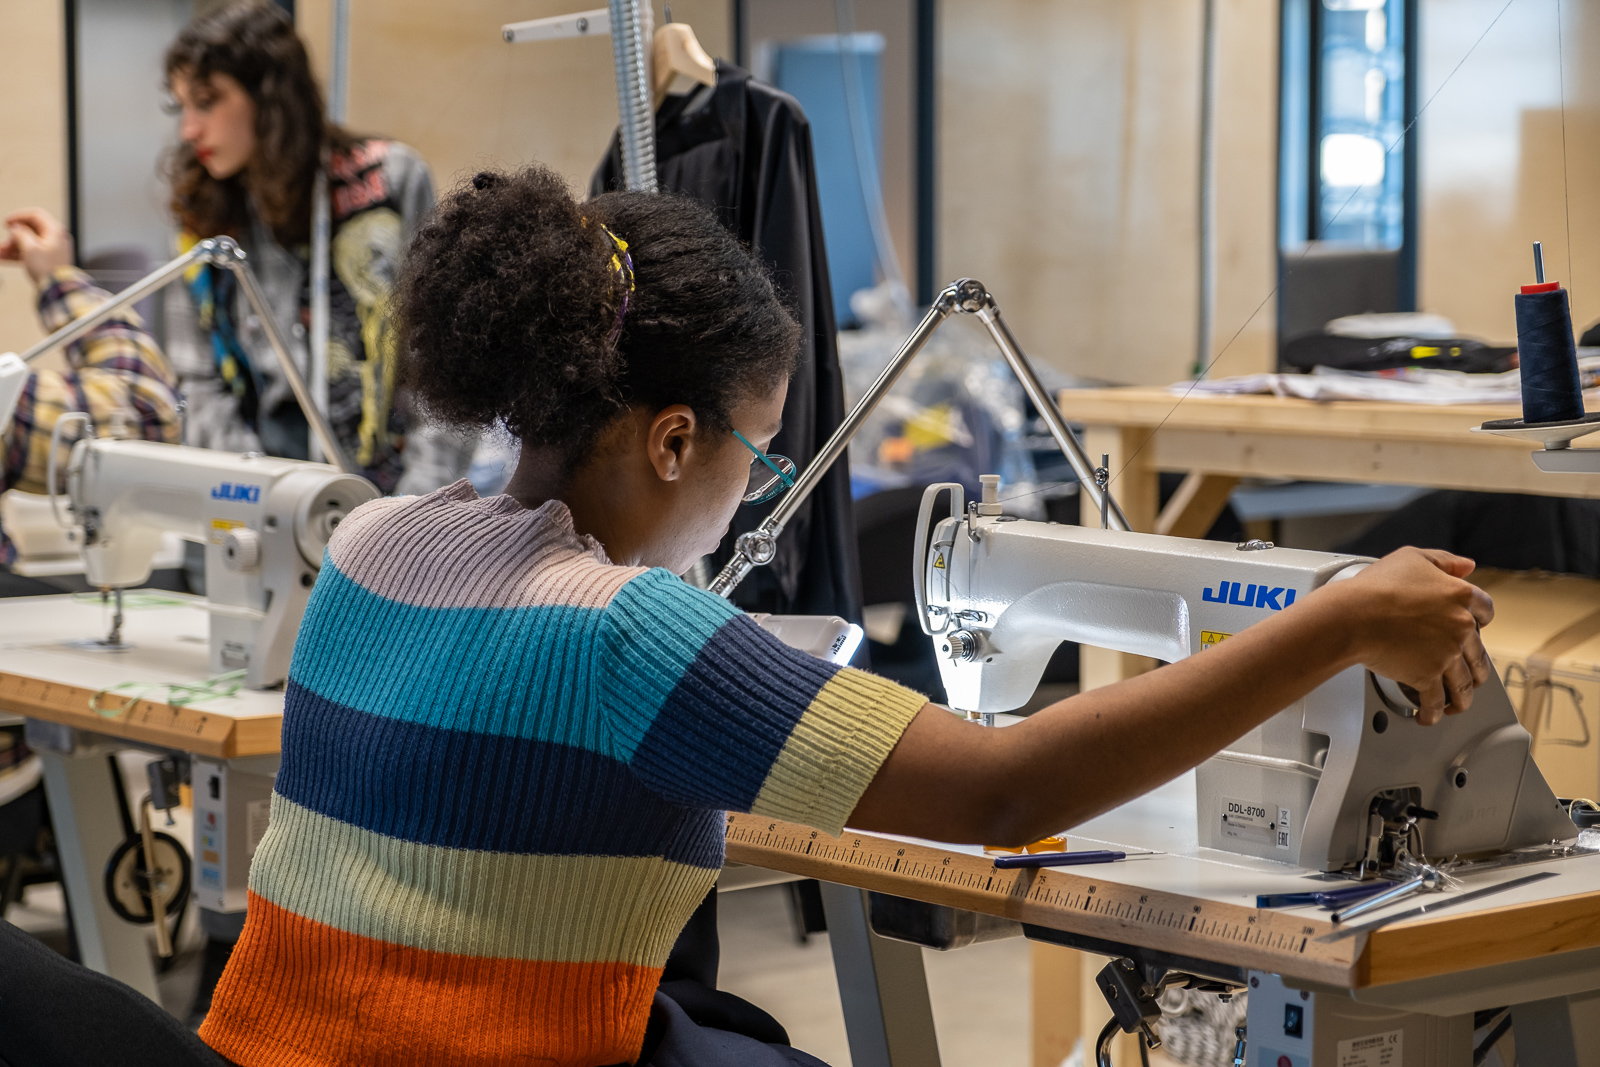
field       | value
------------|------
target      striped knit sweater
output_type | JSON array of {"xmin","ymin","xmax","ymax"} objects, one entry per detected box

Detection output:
[{"xmin": 199, "ymin": 481, "xmax": 926, "ymax": 1067}]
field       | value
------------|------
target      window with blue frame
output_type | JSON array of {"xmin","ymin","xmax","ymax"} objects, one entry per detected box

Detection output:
[{"xmin": 1281, "ymin": 0, "xmax": 1418, "ymax": 304}]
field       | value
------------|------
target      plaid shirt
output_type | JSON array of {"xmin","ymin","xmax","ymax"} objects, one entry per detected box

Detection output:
[{"xmin": 3, "ymin": 266, "xmax": 181, "ymax": 560}]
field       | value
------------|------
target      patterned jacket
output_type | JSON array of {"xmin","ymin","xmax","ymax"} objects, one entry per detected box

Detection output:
[
  {"xmin": 3, "ymin": 266, "xmax": 181, "ymax": 560},
  {"xmin": 165, "ymin": 139, "xmax": 472, "ymax": 495}
]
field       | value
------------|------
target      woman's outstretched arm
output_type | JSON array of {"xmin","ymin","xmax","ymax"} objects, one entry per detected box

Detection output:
[{"xmin": 848, "ymin": 547, "xmax": 1494, "ymax": 846}]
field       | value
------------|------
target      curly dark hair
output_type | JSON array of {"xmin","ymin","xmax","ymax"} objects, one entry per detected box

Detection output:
[
  {"xmin": 164, "ymin": 1, "xmax": 357, "ymax": 246},
  {"xmin": 396, "ymin": 165, "xmax": 800, "ymax": 466}
]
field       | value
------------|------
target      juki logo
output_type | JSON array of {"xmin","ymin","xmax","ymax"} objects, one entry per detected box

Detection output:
[
  {"xmin": 210, "ymin": 482, "xmax": 261, "ymax": 503},
  {"xmin": 1202, "ymin": 580, "xmax": 1297, "ymax": 610}
]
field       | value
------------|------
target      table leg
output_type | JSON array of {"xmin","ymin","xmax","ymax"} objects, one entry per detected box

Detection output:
[
  {"xmin": 1153, "ymin": 472, "xmax": 1239, "ymax": 539},
  {"xmin": 819, "ymin": 882, "xmax": 942, "ymax": 1067},
  {"xmin": 1031, "ymin": 941, "xmax": 1082, "ymax": 1066},
  {"xmin": 36, "ymin": 746, "xmax": 160, "ymax": 1002},
  {"xmin": 1511, "ymin": 988, "xmax": 1600, "ymax": 1067}
]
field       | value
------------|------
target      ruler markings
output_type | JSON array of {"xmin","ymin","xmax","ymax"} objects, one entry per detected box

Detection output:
[{"xmin": 723, "ymin": 814, "xmax": 1358, "ymax": 985}]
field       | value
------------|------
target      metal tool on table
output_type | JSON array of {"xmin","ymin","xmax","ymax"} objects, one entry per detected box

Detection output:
[
  {"xmin": 1316, "ymin": 870, "xmax": 1558, "ymax": 943},
  {"xmin": 6, "ymin": 237, "xmax": 379, "ymax": 689},
  {"xmin": 1329, "ymin": 867, "xmax": 1442, "ymax": 923}
]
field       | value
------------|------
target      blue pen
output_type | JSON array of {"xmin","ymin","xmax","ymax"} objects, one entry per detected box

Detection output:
[
  {"xmin": 993, "ymin": 849, "xmax": 1156, "ymax": 869},
  {"xmin": 1256, "ymin": 881, "xmax": 1395, "ymax": 909}
]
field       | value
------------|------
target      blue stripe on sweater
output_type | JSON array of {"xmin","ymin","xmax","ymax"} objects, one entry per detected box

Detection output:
[
  {"xmin": 605, "ymin": 611, "xmax": 842, "ymax": 810},
  {"xmin": 287, "ymin": 564, "xmax": 725, "ymax": 752},
  {"xmin": 274, "ymin": 680, "xmax": 726, "ymax": 867}
]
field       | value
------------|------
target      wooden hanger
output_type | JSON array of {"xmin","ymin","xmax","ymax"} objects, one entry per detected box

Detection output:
[{"xmin": 652, "ymin": 20, "xmax": 717, "ymax": 104}]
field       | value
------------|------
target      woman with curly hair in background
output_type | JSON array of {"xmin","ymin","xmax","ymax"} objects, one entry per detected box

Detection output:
[{"xmin": 163, "ymin": 0, "xmax": 471, "ymax": 496}]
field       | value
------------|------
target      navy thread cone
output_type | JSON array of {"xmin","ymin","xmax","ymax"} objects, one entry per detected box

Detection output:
[{"xmin": 1514, "ymin": 286, "xmax": 1586, "ymax": 424}]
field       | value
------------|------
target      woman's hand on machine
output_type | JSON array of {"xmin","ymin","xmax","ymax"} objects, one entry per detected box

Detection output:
[
  {"xmin": 0, "ymin": 208, "xmax": 74, "ymax": 287},
  {"xmin": 1325, "ymin": 547, "xmax": 1494, "ymax": 725}
]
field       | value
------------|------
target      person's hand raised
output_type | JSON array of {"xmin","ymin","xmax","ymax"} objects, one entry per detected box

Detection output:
[
  {"xmin": 1331, "ymin": 547, "xmax": 1493, "ymax": 725},
  {"xmin": 0, "ymin": 208, "xmax": 74, "ymax": 287}
]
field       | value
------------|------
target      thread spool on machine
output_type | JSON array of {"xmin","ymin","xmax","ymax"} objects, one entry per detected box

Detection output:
[{"xmin": 1475, "ymin": 241, "xmax": 1600, "ymax": 461}]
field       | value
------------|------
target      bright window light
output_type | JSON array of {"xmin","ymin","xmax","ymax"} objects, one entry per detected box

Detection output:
[
  {"xmin": 1321, "ymin": 133, "xmax": 1386, "ymax": 187},
  {"xmin": 1364, "ymin": 68, "xmax": 1387, "ymax": 122}
]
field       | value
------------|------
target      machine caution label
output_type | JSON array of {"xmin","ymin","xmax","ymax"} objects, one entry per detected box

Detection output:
[
  {"xmin": 932, "ymin": 551, "xmax": 946, "ymax": 570},
  {"xmin": 210, "ymin": 518, "xmax": 245, "ymax": 545},
  {"xmin": 1199, "ymin": 630, "xmax": 1231, "ymax": 649},
  {"xmin": 1337, "ymin": 1029, "xmax": 1402, "ymax": 1066}
]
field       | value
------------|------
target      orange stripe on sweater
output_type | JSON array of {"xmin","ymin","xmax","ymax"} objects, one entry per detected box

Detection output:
[{"xmin": 200, "ymin": 892, "xmax": 661, "ymax": 1067}]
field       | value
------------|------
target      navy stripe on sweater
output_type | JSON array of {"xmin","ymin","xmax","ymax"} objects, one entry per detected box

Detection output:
[
  {"xmin": 275, "ymin": 681, "xmax": 725, "ymax": 868},
  {"xmin": 624, "ymin": 613, "xmax": 843, "ymax": 810}
]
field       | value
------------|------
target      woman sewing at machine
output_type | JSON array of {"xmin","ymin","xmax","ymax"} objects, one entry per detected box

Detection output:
[{"xmin": 0, "ymin": 167, "xmax": 1494, "ymax": 1067}]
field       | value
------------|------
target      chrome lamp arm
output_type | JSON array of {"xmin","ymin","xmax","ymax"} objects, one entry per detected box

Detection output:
[
  {"xmin": 18, "ymin": 236, "xmax": 355, "ymax": 475},
  {"xmin": 707, "ymin": 278, "xmax": 1127, "ymax": 599}
]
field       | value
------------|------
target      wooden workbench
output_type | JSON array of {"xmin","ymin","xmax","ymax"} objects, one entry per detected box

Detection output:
[
  {"xmin": 1055, "ymin": 387, "xmax": 1600, "ymax": 539},
  {"xmin": 0, "ymin": 595, "xmax": 282, "ymax": 757}
]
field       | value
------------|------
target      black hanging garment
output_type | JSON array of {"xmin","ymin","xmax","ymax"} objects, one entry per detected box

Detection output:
[{"xmin": 593, "ymin": 60, "xmax": 864, "ymax": 626}]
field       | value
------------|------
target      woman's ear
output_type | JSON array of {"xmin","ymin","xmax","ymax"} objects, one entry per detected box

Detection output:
[{"xmin": 645, "ymin": 404, "xmax": 699, "ymax": 482}]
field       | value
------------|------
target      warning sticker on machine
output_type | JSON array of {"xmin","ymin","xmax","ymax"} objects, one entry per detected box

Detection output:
[
  {"xmin": 210, "ymin": 518, "xmax": 244, "ymax": 545},
  {"xmin": 1337, "ymin": 1029, "xmax": 1402, "ymax": 1067},
  {"xmin": 1199, "ymin": 630, "xmax": 1231, "ymax": 649}
]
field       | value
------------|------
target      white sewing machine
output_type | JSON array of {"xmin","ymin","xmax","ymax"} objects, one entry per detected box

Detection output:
[
  {"xmin": 57, "ymin": 433, "xmax": 377, "ymax": 688},
  {"xmin": 914, "ymin": 476, "xmax": 1577, "ymax": 874}
]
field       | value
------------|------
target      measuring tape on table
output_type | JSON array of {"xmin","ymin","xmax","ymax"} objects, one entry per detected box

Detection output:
[{"xmin": 725, "ymin": 813, "xmax": 1359, "ymax": 986}]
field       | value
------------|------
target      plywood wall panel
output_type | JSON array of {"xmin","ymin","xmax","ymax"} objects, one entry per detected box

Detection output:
[
  {"xmin": 0, "ymin": 0, "xmax": 67, "ymax": 350},
  {"xmin": 298, "ymin": 0, "xmax": 729, "ymax": 200},
  {"xmin": 937, "ymin": 0, "xmax": 1277, "ymax": 386},
  {"xmin": 1417, "ymin": 0, "xmax": 1600, "ymax": 344}
]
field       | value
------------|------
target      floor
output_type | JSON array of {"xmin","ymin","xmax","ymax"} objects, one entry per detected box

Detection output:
[{"xmin": 717, "ymin": 883, "xmax": 1034, "ymax": 1067}]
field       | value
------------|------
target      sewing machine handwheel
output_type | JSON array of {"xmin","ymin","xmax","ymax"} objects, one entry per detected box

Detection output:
[
  {"xmin": 1372, "ymin": 673, "xmax": 1437, "ymax": 718},
  {"xmin": 104, "ymin": 831, "xmax": 190, "ymax": 925}
]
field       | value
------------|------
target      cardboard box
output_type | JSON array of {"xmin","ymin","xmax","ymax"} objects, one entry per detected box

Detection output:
[{"xmin": 1472, "ymin": 570, "xmax": 1600, "ymax": 801}]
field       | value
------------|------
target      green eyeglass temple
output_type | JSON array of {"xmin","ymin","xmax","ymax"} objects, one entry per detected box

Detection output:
[{"xmin": 733, "ymin": 430, "xmax": 796, "ymax": 504}]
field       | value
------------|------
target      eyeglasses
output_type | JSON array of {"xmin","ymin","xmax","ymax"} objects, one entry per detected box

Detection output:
[{"xmin": 733, "ymin": 429, "xmax": 797, "ymax": 505}]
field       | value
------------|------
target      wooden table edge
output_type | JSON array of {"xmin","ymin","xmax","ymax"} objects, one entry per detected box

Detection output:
[
  {"xmin": 1053, "ymin": 387, "xmax": 1530, "ymax": 444},
  {"xmin": 0, "ymin": 670, "xmax": 282, "ymax": 759},
  {"xmin": 725, "ymin": 813, "xmax": 1359, "ymax": 988},
  {"xmin": 1362, "ymin": 882, "xmax": 1600, "ymax": 987}
]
